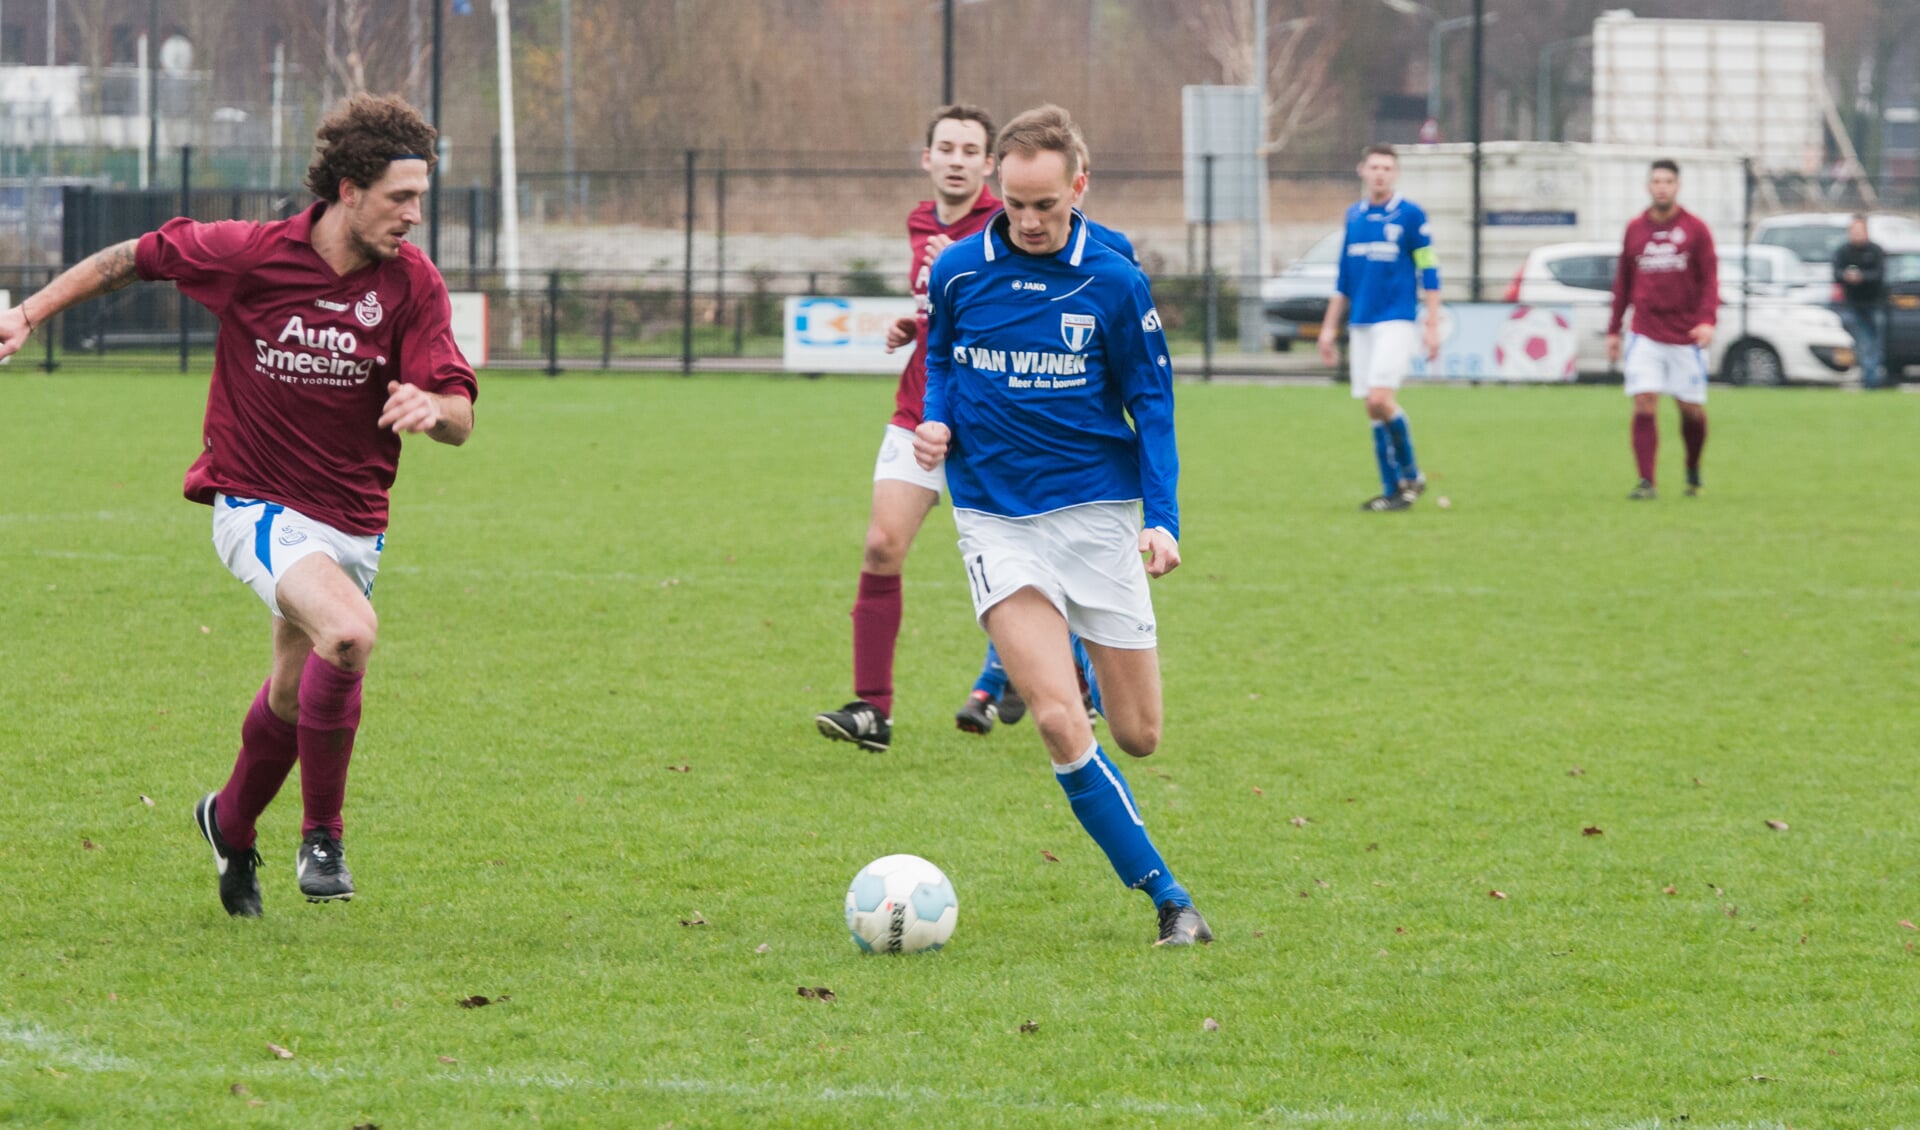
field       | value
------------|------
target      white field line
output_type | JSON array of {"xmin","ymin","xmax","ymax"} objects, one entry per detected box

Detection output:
[{"xmin": 0, "ymin": 1018, "xmax": 136, "ymax": 1073}]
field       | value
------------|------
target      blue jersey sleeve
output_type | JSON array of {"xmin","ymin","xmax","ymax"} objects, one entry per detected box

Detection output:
[
  {"xmin": 923, "ymin": 256, "xmax": 957, "ymax": 427},
  {"xmin": 1406, "ymin": 203, "xmax": 1440, "ymax": 292},
  {"xmin": 1335, "ymin": 210, "xmax": 1357, "ymax": 300},
  {"xmin": 1106, "ymin": 273, "xmax": 1180, "ymax": 540}
]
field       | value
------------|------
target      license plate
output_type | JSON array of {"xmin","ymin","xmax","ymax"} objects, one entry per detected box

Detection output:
[
  {"xmin": 1893, "ymin": 295, "xmax": 1920, "ymax": 310},
  {"xmin": 1297, "ymin": 322, "xmax": 1322, "ymax": 338}
]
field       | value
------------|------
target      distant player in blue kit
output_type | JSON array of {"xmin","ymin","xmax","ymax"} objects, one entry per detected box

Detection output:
[
  {"xmin": 916, "ymin": 105, "xmax": 1210, "ymax": 947},
  {"xmin": 1317, "ymin": 144, "xmax": 1442, "ymax": 512}
]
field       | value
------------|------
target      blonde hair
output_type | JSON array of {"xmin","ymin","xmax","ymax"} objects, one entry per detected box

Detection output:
[{"xmin": 994, "ymin": 104, "xmax": 1082, "ymax": 181}]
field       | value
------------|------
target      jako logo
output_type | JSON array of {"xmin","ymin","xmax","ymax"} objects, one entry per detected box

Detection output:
[{"xmin": 1012, "ymin": 280, "xmax": 1048, "ymax": 292}]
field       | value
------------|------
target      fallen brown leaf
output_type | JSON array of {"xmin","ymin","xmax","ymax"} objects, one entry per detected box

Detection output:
[
  {"xmin": 1289, "ymin": 816, "xmax": 1309, "ymax": 827},
  {"xmin": 266, "ymin": 1042, "xmax": 294, "ymax": 1060},
  {"xmin": 667, "ymin": 764, "xmax": 691, "ymax": 773},
  {"xmin": 139, "ymin": 795, "xmax": 154, "ymax": 808},
  {"xmin": 1900, "ymin": 920, "xmax": 1917, "ymax": 931},
  {"xmin": 1251, "ymin": 786, "xmax": 1264, "ymax": 796},
  {"xmin": 755, "ymin": 943, "xmax": 771, "ymax": 954},
  {"xmin": 1394, "ymin": 926, "xmax": 1407, "ymax": 934},
  {"xmin": 1663, "ymin": 886, "xmax": 1678, "ymax": 895},
  {"xmin": 1725, "ymin": 904, "xmax": 1739, "ymax": 918},
  {"xmin": 813, "ymin": 987, "xmax": 835, "ymax": 1001},
  {"xmin": 1018, "ymin": 1019, "xmax": 1040, "ymax": 1034},
  {"xmin": 1365, "ymin": 843, "xmax": 1379, "ymax": 852},
  {"xmin": 1202, "ymin": 1017, "xmax": 1220, "ymax": 1032},
  {"xmin": 1582, "ymin": 826, "xmax": 1604, "ymax": 836},
  {"xmin": 438, "ymin": 1055, "xmax": 457, "ymax": 1065},
  {"xmin": 81, "ymin": 839, "xmax": 97, "ymax": 851},
  {"xmin": 1040, "ymin": 850, "xmax": 1060, "ymax": 863},
  {"xmin": 1252, "ymin": 930, "xmax": 1265, "ymax": 938},
  {"xmin": 796, "ymin": 986, "xmax": 816, "ymax": 999},
  {"xmin": 199, "ymin": 625, "xmax": 211, "ymax": 634},
  {"xmin": 1765, "ymin": 819, "xmax": 1789, "ymax": 832},
  {"xmin": 352, "ymin": 1123, "xmax": 379, "ymax": 1130},
  {"xmin": 457, "ymin": 996, "xmax": 492, "ymax": 1009},
  {"xmin": 1567, "ymin": 767, "xmax": 1586, "ymax": 777},
  {"xmin": 680, "ymin": 913, "xmax": 707, "ymax": 927},
  {"xmin": 229, "ymin": 1084, "xmax": 248, "ymax": 1096},
  {"xmin": 1748, "ymin": 1074, "xmax": 1773, "ymax": 1083},
  {"xmin": 1489, "ymin": 890, "xmax": 1508, "ymax": 900}
]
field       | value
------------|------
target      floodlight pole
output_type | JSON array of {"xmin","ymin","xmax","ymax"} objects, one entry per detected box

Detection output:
[
  {"xmin": 942, "ymin": 0, "xmax": 954, "ymax": 104},
  {"xmin": 1469, "ymin": 0, "xmax": 1484, "ymax": 301},
  {"xmin": 430, "ymin": 0, "xmax": 444, "ymax": 263}
]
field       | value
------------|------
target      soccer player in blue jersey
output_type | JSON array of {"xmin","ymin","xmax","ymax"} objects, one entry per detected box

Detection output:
[
  {"xmin": 1317, "ymin": 144, "xmax": 1442, "ymax": 512},
  {"xmin": 956, "ymin": 131, "xmax": 1127, "ymax": 736},
  {"xmin": 916, "ymin": 105, "xmax": 1210, "ymax": 947}
]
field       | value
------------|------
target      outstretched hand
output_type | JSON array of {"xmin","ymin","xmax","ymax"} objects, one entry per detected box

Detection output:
[
  {"xmin": 1140, "ymin": 527, "xmax": 1181, "ymax": 578},
  {"xmin": 0, "ymin": 307, "xmax": 32, "ymax": 362},
  {"xmin": 378, "ymin": 381, "xmax": 443, "ymax": 434}
]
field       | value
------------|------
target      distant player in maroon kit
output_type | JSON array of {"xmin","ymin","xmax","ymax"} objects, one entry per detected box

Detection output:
[
  {"xmin": 0, "ymin": 95, "xmax": 476, "ymax": 917},
  {"xmin": 1606, "ymin": 159, "xmax": 1717, "ymax": 500},
  {"xmin": 814, "ymin": 104, "xmax": 1001, "ymax": 753}
]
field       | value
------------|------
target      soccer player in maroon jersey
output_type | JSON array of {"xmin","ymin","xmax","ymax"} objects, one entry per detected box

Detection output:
[
  {"xmin": 0, "ymin": 95, "xmax": 476, "ymax": 917},
  {"xmin": 814, "ymin": 104, "xmax": 1000, "ymax": 753},
  {"xmin": 1606, "ymin": 159, "xmax": 1717, "ymax": 500}
]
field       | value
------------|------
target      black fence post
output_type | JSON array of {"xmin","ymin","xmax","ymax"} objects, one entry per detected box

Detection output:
[
  {"xmin": 682, "ymin": 149, "xmax": 696, "ymax": 377},
  {"xmin": 600, "ymin": 295, "xmax": 614, "ymax": 369},
  {"xmin": 1741, "ymin": 157, "xmax": 1753, "ymax": 350},
  {"xmin": 179, "ymin": 144, "xmax": 192, "ymax": 373},
  {"xmin": 40, "ymin": 266, "xmax": 57, "ymax": 372},
  {"xmin": 467, "ymin": 186, "xmax": 481, "ymax": 291},
  {"xmin": 714, "ymin": 156, "xmax": 726, "ymax": 325},
  {"xmin": 545, "ymin": 270, "xmax": 562, "ymax": 377},
  {"xmin": 1202, "ymin": 153, "xmax": 1215, "ymax": 383}
]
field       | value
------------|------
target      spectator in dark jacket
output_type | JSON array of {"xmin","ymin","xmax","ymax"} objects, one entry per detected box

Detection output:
[{"xmin": 1834, "ymin": 215, "xmax": 1888, "ymax": 388}]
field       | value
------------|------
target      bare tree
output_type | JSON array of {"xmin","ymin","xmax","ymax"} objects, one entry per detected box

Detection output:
[{"xmin": 1180, "ymin": 0, "xmax": 1346, "ymax": 155}]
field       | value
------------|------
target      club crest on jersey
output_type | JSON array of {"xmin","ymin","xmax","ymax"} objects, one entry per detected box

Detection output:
[
  {"xmin": 1060, "ymin": 313, "xmax": 1096, "ymax": 353},
  {"xmin": 1384, "ymin": 222, "xmax": 1403, "ymax": 243},
  {"xmin": 355, "ymin": 290, "xmax": 384, "ymax": 328}
]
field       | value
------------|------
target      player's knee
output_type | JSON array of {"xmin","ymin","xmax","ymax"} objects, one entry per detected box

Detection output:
[
  {"xmin": 861, "ymin": 525, "xmax": 910, "ymax": 573},
  {"xmin": 311, "ymin": 612, "xmax": 378, "ymax": 670},
  {"xmin": 1028, "ymin": 696, "xmax": 1089, "ymax": 745},
  {"xmin": 1113, "ymin": 725, "xmax": 1160, "ymax": 758}
]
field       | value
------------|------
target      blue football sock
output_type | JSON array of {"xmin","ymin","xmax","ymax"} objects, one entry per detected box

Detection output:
[
  {"xmin": 973, "ymin": 642, "xmax": 1010, "ymax": 698},
  {"xmin": 1371, "ymin": 421, "xmax": 1402, "ymax": 497},
  {"xmin": 1387, "ymin": 412, "xmax": 1420, "ymax": 482},
  {"xmin": 1054, "ymin": 743, "xmax": 1189, "ymax": 907},
  {"xmin": 1070, "ymin": 635, "xmax": 1103, "ymax": 717}
]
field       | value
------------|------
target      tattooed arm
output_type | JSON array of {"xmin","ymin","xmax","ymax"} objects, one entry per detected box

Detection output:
[{"xmin": 0, "ymin": 239, "xmax": 142, "ymax": 361}]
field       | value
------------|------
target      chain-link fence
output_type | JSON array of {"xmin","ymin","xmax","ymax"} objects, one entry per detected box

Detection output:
[{"xmin": 8, "ymin": 144, "xmax": 1919, "ymax": 381}]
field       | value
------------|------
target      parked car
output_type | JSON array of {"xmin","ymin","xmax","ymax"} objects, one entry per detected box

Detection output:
[
  {"xmin": 1503, "ymin": 241, "xmax": 1857, "ymax": 384},
  {"xmin": 1880, "ymin": 238, "xmax": 1920, "ymax": 381},
  {"xmin": 1259, "ymin": 230, "xmax": 1340, "ymax": 350},
  {"xmin": 1753, "ymin": 212, "xmax": 1920, "ymax": 285}
]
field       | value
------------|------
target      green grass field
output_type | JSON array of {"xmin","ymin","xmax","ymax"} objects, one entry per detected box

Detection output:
[{"xmin": 3, "ymin": 371, "xmax": 1919, "ymax": 1128}]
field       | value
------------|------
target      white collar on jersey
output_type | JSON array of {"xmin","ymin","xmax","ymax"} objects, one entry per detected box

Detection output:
[
  {"xmin": 1359, "ymin": 193, "xmax": 1403, "ymax": 214},
  {"xmin": 985, "ymin": 211, "xmax": 1089, "ymax": 266}
]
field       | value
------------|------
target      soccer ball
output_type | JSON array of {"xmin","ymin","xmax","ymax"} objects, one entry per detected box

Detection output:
[
  {"xmin": 845, "ymin": 854, "xmax": 958, "ymax": 954},
  {"xmin": 1493, "ymin": 305, "xmax": 1578, "ymax": 381}
]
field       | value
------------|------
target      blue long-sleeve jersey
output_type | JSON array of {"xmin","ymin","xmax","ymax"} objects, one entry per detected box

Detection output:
[
  {"xmin": 1083, "ymin": 217, "xmax": 1137, "ymax": 265},
  {"xmin": 1335, "ymin": 194, "xmax": 1440, "ymax": 325},
  {"xmin": 924, "ymin": 211, "xmax": 1180, "ymax": 540}
]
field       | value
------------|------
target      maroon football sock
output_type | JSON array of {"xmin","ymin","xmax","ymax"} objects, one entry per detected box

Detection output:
[
  {"xmin": 296, "ymin": 652, "xmax": 363, "ymax": 840},
  {"xmin": 1680, "ymin": 411, "xmax": 1707, "ymax": 474},
  {"xmin": 214, "ymin": 680, "xmax": 299, "ymax": 849},
  {"xmin": 1631, "ymin": 413, "xmax": 1658, "ymax": 483},
  {"xmin": 850, "ymin": 571, "xmax": 902, "ymax": 718}
]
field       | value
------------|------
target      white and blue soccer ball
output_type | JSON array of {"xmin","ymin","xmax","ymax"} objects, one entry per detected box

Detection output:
[{"xmin": 845, "ymin": 854, "xmax": 957, "ymax": 954}]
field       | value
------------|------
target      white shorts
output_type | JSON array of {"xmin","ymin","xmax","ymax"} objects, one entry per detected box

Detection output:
[
  {"xmin": 952, "ymin": 502, "xmax": 1157, "ymax": 650},
  {"xmin": 1348, "ymin": 320, "xmax": 1418, "ymax": 398},
  {"xmin": 872, "ymin": 424, "xmax": 945, "ymax": 495},
  {"xmin": 212, "ymin": 493, "xmax": 382, "ymax": 618},
  {"xmin": 1622, "ymin": 335, "xmax": 1710, "ymax": 404}
]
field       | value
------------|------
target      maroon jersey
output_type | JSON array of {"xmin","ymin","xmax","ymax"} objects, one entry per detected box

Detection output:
[
  {"xmin": 891, "ymin": 186, "xmax": 1000, "ymax": 430},
  {"xmin": 137, "ymin": 203, "xmax": 478, "ymax": 535},
  {"xmin": 1608, "ymin": 206, "xmax": 1719, "ymax": 347}
]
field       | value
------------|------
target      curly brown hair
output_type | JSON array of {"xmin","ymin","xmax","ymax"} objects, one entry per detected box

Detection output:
[{"xmin": 305, "ymin": 94, "xmax": 438, "ymax": 203}]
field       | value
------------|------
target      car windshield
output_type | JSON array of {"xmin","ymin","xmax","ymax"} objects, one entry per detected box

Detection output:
[
  {"xmin": 1757, "ymin": 226, "xmax": 1846, "ymax": 264},
  {"xmin": 1294, "ymin": 230, "xmax": 1343, "ymax": 268}
]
